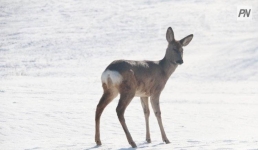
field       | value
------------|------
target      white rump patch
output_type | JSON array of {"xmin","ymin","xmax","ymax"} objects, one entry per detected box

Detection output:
[{"xmin": 101, "ymin": 70, "xmax": 123, "ymax": 86}]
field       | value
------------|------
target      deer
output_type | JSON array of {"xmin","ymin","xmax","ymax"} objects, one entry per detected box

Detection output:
[{"xmin": 95, "ymin": 27, "xmax": 193, "ymax": 148}]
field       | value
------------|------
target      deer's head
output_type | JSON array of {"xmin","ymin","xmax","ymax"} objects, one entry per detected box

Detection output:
[{"xmin": 165, "ymin": 27, "xmax": 193, "ymax": 65}]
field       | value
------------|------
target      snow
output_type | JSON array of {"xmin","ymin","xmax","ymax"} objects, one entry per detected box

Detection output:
[{"xmin": 1, "ymin": 0, "xmax": 258, "ymax": 149}]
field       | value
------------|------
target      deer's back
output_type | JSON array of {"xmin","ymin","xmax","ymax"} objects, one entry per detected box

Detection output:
[{"xmin": 104, "ymin": 60, "xmax": 167, "ymax": 96}]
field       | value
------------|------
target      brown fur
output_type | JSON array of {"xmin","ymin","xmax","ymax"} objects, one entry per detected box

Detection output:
[{"xmin": 95, "ymin": 27, "xmax": 193, "ymax": 148}]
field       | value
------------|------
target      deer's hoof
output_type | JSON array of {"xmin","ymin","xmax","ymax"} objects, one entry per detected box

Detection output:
[
  {"xmin": 96, "ymin": 140, "xmax": 102, "ymax": 146},
  {"xmin": 164, "ymin": 139, "xmax": 170, "ymax": 144},
  {"xmin": 130, "ymin": 141, "xmax": 137, "ymax": 148},
  {"xmin": 146, "ymin": 139, "xmax": 151, "ymax": 143}
]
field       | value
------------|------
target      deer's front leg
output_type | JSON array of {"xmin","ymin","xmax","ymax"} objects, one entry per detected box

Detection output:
[
  {"xmin": 140, "ymin": 97, "xmax": 151, "ymax": 143},
  {"xmin": 150, "ymin": 94, "xmax": 170, "ymax": 144}
]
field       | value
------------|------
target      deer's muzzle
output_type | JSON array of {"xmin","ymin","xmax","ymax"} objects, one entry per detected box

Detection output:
[{"xmin": 176, "ymin": 60, "xmax": 183, "ymax": 65}]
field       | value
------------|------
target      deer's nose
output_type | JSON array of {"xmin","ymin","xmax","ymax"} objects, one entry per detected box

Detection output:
[{"xmin": 176, "ymin": 60, "xmax": 184, "ymax": 65}]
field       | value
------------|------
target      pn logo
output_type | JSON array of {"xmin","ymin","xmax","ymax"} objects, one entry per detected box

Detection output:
[{"xmin": 237, "ymin": 6, "xmax": 252, "ymax": 20}]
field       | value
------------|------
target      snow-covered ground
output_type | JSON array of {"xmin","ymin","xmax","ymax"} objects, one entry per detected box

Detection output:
[{"xmin": 1, "ymin": 0, "xmax": 258, "ymax": 149}]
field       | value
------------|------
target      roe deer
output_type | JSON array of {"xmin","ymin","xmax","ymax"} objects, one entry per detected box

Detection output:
[{"xmin": 95, "ymin": 27, "xmax": 193, "ymax": 148}]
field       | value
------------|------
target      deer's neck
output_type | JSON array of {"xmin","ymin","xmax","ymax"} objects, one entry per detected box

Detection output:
[{"xmin": 159, "ymin": 55, "xmax": 178, "ymax": 79}]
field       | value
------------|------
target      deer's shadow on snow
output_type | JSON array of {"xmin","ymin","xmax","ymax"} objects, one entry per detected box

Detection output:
[
  {"xmin": 118, "ymin": 142, "xmax": 164, "ymax": 150},
  {"xmin": 85, "ymin": 145, "xmax": 99, "ymax": 150},
  {"xmin": 85, "ymin": 142, "xmax": 164, "ymax": 150}
]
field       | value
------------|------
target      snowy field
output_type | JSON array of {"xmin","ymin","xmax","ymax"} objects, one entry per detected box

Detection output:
[{"xmin": 1, "ymin": 0, "xmax": 258, "ymax": 149}]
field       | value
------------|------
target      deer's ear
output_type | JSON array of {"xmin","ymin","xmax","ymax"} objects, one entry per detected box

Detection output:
[
  {"xmin": 166, "ymin": 27, "xmax": 174, "ymax": 43},
  {"xmin": 180, "ymin": 34, "xmax": 193, "ymax": 46}
]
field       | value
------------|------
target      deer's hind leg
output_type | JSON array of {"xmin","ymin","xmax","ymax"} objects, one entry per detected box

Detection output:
[
  {"xmin": 116, "ymin": 70, "xmax": 137, "ymax": 148},
  {"xmin": 116, "ymin": 92, "xmax": 136, "ymax": 148},
  {"xmin": 95, "ymin": 84, "xmax": 118, "ymax": 146}
]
